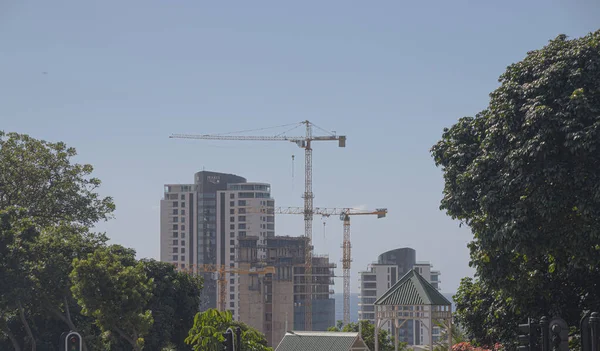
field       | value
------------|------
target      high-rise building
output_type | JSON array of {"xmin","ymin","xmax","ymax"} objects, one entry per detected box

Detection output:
[
  {"xmin": 357, "ymin": 248, "xmax": 441, "ymax": 346},
  {"xmin": 160, "ymin": 171, "xmax": 246, "ymax": 310},
  {"xmin": 237, "ymin": 235, "xmax": 336, "ymax": 347},
  {"xmin": 216, "ymin": 182, "xmax": 275, "ymax": 320}
]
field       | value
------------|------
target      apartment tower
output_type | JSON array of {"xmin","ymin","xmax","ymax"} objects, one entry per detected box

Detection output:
[
  {"xmin": 160, "ymin": 171, "xmax": 246, "ymax": 310},
  {"xmin": 358, "ymin": 248, "xmax": 442, "ymax": 346}
]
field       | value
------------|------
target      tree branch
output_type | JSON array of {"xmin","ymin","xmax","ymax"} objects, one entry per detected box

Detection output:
[
  {"xmin": 114, "ymin": 327, "xmax": 137, "ymax": 350},
  {"xmin": 17, "ymin": 300, "xmax": 35, "ymax": 351}
]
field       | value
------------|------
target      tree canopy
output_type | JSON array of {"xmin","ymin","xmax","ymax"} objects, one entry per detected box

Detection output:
[
  {"xmin": 0, "ymin": 131, "xmax": 115, "ymax": 227},
  {"xmin": 431, "ymin": 30, "xmax": 600, "ymax": 343},
  {"xmin": 186, "ymin": 309, "xmax": 272, "ymax": 351},
  {"xmin": 328, "ymin": 320, "xmax": 406, "ymax": 351},
  {"xmin": 0, "ymin": 133, "xmax": 203, "ymax": 350}
]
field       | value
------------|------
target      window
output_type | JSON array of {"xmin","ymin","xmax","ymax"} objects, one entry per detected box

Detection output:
[
  {"xmin": 230, "ymin": 193, "xmax": 235, "ymax": 199},
  {"xmin": 181, "ymin": 202, "xmax": 185, "ymax": 207},
  {"xmin": 181, "ymin": 194, "xmax": 185, "ymax": 200},
  {"xmin": 266, "ymin": 224, "xmax": 274, "ymax": 230},
  {"xmin": 238, "ymin": 224, "xmax": 246, "ymax": 229},
  {"xmin": 181, "ymin": 264, "xmax": 185, "ymax": 269},
  {"xmin": 230, "ymin": 240, "xmax": 235, "ymax": 245},
  {"xmin": 181, "ymin": 233, "xmax": 185, "ymax": 238},
  {"xmin": 230, "ymin": 224, "xmax": 235, "ymax": 230},
  {"xmin": 230, "ymin": 232, "xmax": 235, "ymax": 238},
  {"xmin": 230, "ymin": 216, "xmax": 235, "ymax": 222},
  {"xmin": 230, "ymin": 302, "xmax": 235, "ymax": 308},
  {"xmin": 181, "ymin": 256, "xmax": 185, "ymax": 261},
  {"xmin": 230, "ymin": 294, "xmax": 235, "ymax": 300},
  {"xmin": 181, "ymin": 240, "xmax": 185, "ymax": 246},
  {"xmin": 173, "ymin": 217, "xmax": 178, "ymax": 222},
  {"xmin": 173, "ymin": 240, "xmax": 178, "ymax": 245},
  {"xmin": 181, "ymin": 248, "xmax": 186, "ymax": 254},
  {"xmin": 172, "ymin": 232, "xmax": 178, "ymax": 238},
  {"xmin": 181, "ymin": 209, "xmax": 185, "ymax": 215},
  {"xmin": 172, "ymin": 224, "xmax": 178, "ymax": 230},
  {"xmin": 173, "ymin": 201, "xmax": 178, "ymax": 207},
  {"xmin": 238, "ymin": 231, "xmax": 246, "ymax": 237},
  {"xmin": 230, "ymin": 263, "xmax": 235, "ymax": 268},
  {"xmin": 173, "ymin": 209, "xmax": 178, "ymax": 215},
  {"xmin": 238, "ymin": 216, "xmax": 246, "ymax": 222},
  {"xmin": 230, "ymin": 286, "xmax": 235, "ymax": 292},
  {"xmin": 230, "ymin": 209, "xmax": 235, "ymax": 214},
  {"xmin": 230, "ymin": 201, "xmax": 235, "ymax": 206},
  {"xmin": 238, "ymin": 200, "xmax": 246, "ymax": 206},
  {"xmin": 230, "ymin": 279, "xmax": 235, "ymax": 284},
  {"xmin": 181, "ymin": 225, "xmax": 186, "ymax": 231},
  {"xmin": 172, "ymin": 255, "xmax": 178, "ymax": 261},
  {"xmin": 230, "ymin": 255, "xmax": 235, "ymax": 260},
  {"xmin": 230, "ymin": 248, "xmax": 235, "ymax": 253},
  {"xmin": 238, "ymin": 208, "xmax": 246, "ymax": 214},
  {"xmin": 173, "ymin": 247, "xmax": 178, "ymax": 253}
]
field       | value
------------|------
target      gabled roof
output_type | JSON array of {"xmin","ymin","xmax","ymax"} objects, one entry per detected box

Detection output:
[
  {"xmin": 275, "ymin": 331, "xmax": 369, "ymax": 351},
  {"xmin": 374, "ymin": 268, "xmax": 451, "ymax": 306}
]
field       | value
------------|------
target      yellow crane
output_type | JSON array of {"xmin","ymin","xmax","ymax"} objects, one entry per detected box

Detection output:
[
  {"xmin": 184, "ymin": 264, "xmax": 276, "ymax": 312},
  {"xmin": 234, "ymin": 206, "xmax": 388, "ymax": 326},
  {"xmin": 171, "ymin": 121, "xmax": 346, "ymax": 330}
]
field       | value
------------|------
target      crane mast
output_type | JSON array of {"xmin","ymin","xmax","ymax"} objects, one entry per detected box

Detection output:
[
  {"xmin": 170, "ymin": 120, "xmax": 345, "ymax": 331},
  {"xmin": 234, "ymin": 206, "xmax": 388, "ymax": 326},
  {"xmin": 303, "ymin": 122, "xmax": 314, "ymax": 330}
]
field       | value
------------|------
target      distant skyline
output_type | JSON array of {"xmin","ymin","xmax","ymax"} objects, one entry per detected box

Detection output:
[{"xmin": 2, "ymin": 1, "xmax": 599, "ymax": 294}]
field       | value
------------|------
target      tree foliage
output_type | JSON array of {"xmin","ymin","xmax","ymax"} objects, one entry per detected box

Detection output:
[
  {"xmin": 141, "ymin": 259, "xmax": 203, "ymax": 351},
  {"xmin": 70, "ymin": 245, "xmax": 155, "ymax": 351},
  {"xmin": 0, "ymin": 132, "xmax": 203, "ymax": 350},
  {"xmin": 328, "ymin": 320, "xmax": 407, "ymax": 351},
  {"xmin": 431, "ymin": 30, "xmax": 600, "ymax": 343},
  {"xmin": 0, "ymin": 131, "xmax": 115, "ymax": 227},
  {"xmin": 186, "ymin": 309, "xmax": 272, "ymax": 351}
]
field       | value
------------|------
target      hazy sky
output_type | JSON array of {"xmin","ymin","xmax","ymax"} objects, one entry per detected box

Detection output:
[{"xmin": 2, "ymin": 1, "xmax": 599, "ymax": 294}]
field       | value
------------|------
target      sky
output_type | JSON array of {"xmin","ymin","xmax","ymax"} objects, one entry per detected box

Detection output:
[{"xmin": 1, "ymin": 1, "xmax": 599, "ymax": 295}]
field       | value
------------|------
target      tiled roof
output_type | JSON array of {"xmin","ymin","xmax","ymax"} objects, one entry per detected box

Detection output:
[
  {"xmin": 374, "ymin": 268, "xmax": 451, "ymax": 306},
  {"xmin": 275, "ymin": 331, "xmax": 368, "ymax": 351}
]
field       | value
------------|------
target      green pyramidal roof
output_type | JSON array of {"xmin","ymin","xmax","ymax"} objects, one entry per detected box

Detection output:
[{"xmin": 374, "ymin": 268, "xmax": 451, "ymax": 306}]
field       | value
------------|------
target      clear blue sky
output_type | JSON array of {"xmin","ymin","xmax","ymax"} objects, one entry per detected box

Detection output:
[{"xmin": 1, "ymin": 1, "xmax": 598, "ymax": 294}]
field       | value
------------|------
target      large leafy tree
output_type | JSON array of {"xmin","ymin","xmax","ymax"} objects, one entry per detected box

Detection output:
[
  {"xmin": 186, "ymin": 309, "xmax": 272, "ymax": 351},
  {"xmin": 431, "ymin": 30, "xmax": 600, "ymax": 343},
  {"xmin": 0, "ymin": 131, "xmax": 115, "ymax": 227},
  {"xmin": 0, "ymin": 209, "xmax": 39, "ymax": 351},
  {"xmin": 70, "ymin": 245, "xmax": 154, "ymax": 351},
  {"xmin": 140, "ymin": 259, "xmax": 203, "ymax": 351}
]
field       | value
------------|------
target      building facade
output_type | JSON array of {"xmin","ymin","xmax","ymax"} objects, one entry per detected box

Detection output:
[
  {"xmin": 237, "ymin": 235, "xmax": 336, "ymax": 347},
  {"xmin": 358, "ymin": 248, "xmax": 441, "ymax": 346},
  {"xmin": 160, "ymin": 171, "xmax": 246, "ymax": 310},
  {"xmin": 216, "ymin": 182, "xmax": 275, "ymax": 320}
]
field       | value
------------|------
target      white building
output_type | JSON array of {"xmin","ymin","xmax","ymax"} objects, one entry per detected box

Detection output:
[
  {"xmin": 216, "ymin": 182, "xmax": 275, "ymax": 320},
  {"xmin": 160, "ymin": 184, "xmax": 195, "ymax": 270},
  {"xmin": 358, "ymin": 248, "xmax": 442, "ymax": 347}
]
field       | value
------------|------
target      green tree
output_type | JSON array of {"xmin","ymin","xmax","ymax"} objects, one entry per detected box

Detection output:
[
  {"xmin": 141, "ymin": 259, "xmax": 203, "ymax": 351},
  {"xmin": 70, "ymin": 245, "xmax": 154, "ymax": 351},
  {"xmin": 0, "ymin": 131, "xmax": 115, "ymax": 228},
  {"xmin": 431, "ymin": 30, "xmax": 600, "ymax": 344},
  {"xmin": 0, "ymin": 209, "xmax": 110, "ymax": 351},
  {"xmin": 0, "ymin": 208, "xmax": 38, "ymax": 351},
  {"xmin": 328, "ymin": 320, "xmax": 405, "ymax": 351},
  {"xmin": 185, "ymin": 309, "xmax": 272, "ymax": 351}
]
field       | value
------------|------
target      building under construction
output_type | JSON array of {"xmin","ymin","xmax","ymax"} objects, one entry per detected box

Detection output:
[{"xmin": 237, "ymin": 235, "xmax": 336, "ymax": 347}]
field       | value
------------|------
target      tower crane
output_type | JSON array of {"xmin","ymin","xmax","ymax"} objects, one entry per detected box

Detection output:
[
  {"xmin": 170, "ymin": 121, "xmax": 346, "ymax": 331},
  {"xmin": 184, "ymin": 264, "xmax": 276, "ymax": 312},
  {"xmin": 233, "ymin": 206, "xmax": 388, "ymax": 326}
]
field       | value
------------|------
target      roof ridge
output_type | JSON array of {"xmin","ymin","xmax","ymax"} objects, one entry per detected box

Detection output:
[{"xmin": 374, "ymin": 268, "xmax": 451, "ymax": 306}]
